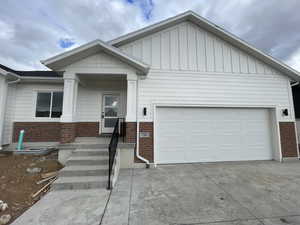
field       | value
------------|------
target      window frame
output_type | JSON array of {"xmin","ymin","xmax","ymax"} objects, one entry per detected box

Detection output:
[{"xmin": 34, "ymin": 90, "xmax": 63, "ymax": 119}]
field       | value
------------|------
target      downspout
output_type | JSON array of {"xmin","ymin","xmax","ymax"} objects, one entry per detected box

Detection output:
[{"xmin": 136, "ymin": 77, "xmax": 150, "ymax": 168}]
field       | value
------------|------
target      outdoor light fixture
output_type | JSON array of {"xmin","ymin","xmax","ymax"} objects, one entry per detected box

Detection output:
[
  {"xmin": 282, "ymin": 109, "xmax": 289, "ymax": 116},
  {"xmin": 143, "ymin": 107, "xmax": 147, "ymax": 116}
]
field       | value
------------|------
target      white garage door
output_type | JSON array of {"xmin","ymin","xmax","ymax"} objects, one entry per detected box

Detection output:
[{"xmin": 156, "ymin": 107, "xmax": 273, "ymax": 163}]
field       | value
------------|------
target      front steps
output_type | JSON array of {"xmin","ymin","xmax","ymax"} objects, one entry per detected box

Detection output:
[{"xmin": 52, "ymin": 148, "xmax": 109, "ymax": 191}]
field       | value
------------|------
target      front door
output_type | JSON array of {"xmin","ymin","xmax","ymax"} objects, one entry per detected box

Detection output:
[{"xmin": 101, "ymin": 94, "xmax": 120, "ymax": 133}]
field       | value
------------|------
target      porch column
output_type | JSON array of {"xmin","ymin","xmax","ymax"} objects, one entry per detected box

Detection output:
[
  {"xmin": 60, "ymin": 74, "xmax": 78, "ymax": 143},
  {"xmin": 0, "ymin": 76, "xmax": 8, "ymax": 149},
  {"xmin": 61, "ymin": 76, "xmax": 78, "ymax": 122},
  {"xmin": 126, "ymin": 79, "xmax": 137, "ymax": 122}
]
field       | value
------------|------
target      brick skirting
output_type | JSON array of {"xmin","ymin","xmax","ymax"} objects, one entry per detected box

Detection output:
[
  {"xmin": 60, "ymin": 123, "xmax": 76, "ymax": 143},
  {"xmin": 135, "ymin": 122, "xmax": 154, "ymax": 163},
  {"xmin": 125, "ymin": 122, "xmax": 137, "ymax": 143},
  {"xmin": 13, "ymin": 122, "xmax": 61, "ymax": 142},
  {"xmin": 76, "ymin": 122, "xmax": 99, "ymax": 137},
  {"xmin": 279, "ymin": 122, "xmax": 298, "ymax": 157}
]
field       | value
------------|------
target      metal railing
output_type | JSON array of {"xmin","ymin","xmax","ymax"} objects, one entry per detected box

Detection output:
[{"xmin": 107, "ymin": 118, "xmax": 120, "ymax": 190}]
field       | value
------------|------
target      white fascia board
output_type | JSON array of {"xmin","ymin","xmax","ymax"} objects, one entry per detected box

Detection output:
[{"xmin": 109, "ymin": 10, "xmax": 300, "ymax": 81}]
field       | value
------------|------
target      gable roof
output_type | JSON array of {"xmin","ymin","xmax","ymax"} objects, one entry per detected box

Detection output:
[
  {"xmin": 0, "ymin": 64, "xmax": 63, "ymax": 78},
  {"xmin": 109, "ymin": 10, "xmax": 300, "ymax": 81},
  {"xmin": 42, "ymin": 39, "xmax": 150, "ymax": 74}
]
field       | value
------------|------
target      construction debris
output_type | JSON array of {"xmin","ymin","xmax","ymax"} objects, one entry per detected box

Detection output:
[
  {"xmin": 32, "ymin": 177, "xmax": 57, "ymax": 199},
  {"xmin": 0, "ymin": 214, "xmax": 11, "ymax": 225},
  {"xmin": 26, "ymin": 167, "xmax": 42, "ymax": 174},
  {"xmin": 41, "ymin": 171, "xmax": 58, "ymax": 179},
  {"xmin": 0, "ymin": 201, "xmax": 8, "ymax": 212},
  {"xmin": 36, "ymin": 175, "xmax": 57, "ymax": 185}
]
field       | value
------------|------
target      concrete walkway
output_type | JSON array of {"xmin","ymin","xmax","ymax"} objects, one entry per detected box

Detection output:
[
  {"xmin": 102, "ymin": 161, "xmax": 300, "ymax": 225},
  {"xmin": 11, "ymin": 189, "xmax": 110, "ymax": 225}
]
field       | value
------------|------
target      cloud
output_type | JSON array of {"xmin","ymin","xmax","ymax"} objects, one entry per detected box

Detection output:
[{"xmin": 0, "ymin": 0, "xmax": 299, "ymax": 72}]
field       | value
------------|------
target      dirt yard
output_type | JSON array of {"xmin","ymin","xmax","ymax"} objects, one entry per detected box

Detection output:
[{"xmin": 0, "ymin": 151, "xmax": 63, "ymax": 224}]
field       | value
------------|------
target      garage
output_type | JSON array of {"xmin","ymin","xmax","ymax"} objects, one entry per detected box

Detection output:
[{"xmin": 155, "ymin": 107, "xmax": 274, "ymax": 164}]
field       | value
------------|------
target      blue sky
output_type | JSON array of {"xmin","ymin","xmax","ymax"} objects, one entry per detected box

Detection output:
[
  {"xmin": 0, "ymin": 0, "xmax": 299, "ymax": 71},
  {"xmin": 125, "ymin": 0, "xmax": 154, "ymax": 20}
]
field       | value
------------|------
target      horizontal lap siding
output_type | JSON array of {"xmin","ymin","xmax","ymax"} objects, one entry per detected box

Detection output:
[
  {"xmin": 138, "ymin": 71, "xmax": 291, "ymax": 121},
  {"xmin": 3, "ymin": 85, "xmax": 16, "ymax": 144},
  {"xmin": 13, "ymin": 83, "xmax": 63, "ymax": 121},
  {"xmin": 76, "ymin": 81, "xmax": 127, "ymax": 122}
]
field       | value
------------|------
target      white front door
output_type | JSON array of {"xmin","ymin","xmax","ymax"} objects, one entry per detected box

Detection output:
[{"xmin": 101, "ymin": 94, "xmax": 120, "ymax": 133}]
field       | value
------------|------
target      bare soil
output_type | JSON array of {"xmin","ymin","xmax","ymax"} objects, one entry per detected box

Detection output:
[{"xmin": 0, "ymin": 151, "xmax": 63, "ymax": 224}]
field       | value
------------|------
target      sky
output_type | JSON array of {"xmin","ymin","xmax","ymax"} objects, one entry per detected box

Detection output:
[{"xmin": 0, "ymin": 0, "xmax": 300, "ymax": 71}]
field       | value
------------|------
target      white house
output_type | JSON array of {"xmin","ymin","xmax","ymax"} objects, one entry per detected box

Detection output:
[{"xmin": 0, "ymin": 11, "xmax": 299, "ymax": 164}]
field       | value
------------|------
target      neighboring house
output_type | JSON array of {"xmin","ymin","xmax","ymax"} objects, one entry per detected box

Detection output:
[{"xmin": 0, "ymin": 11, "xmax": 299, "ymax": 164}]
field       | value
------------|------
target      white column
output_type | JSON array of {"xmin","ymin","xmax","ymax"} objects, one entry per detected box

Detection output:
[
  {"xmin": 126, "ymin": 79, "xmax": 137, "ymax": 122},
  {"xmin": 0, "ymin": 76, "xmax": 8, "ymax": 149},
  {"xmin": 60, "ymin": 76, "xmax": 78, "ymax": 123}
]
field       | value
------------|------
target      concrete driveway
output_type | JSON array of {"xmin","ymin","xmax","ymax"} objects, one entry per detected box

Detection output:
[{"xmin": 102, "ymin": 161, "xmax": 300, "ymax": 225}]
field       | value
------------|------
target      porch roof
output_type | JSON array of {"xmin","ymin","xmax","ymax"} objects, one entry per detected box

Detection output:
[{"xmin": 41, "ymin": 39, "xmax": 150, "ymax": 75}]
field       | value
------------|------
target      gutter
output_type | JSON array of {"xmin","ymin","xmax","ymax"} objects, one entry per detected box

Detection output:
[{"xmin": 135, "ymin": 78, "xmax": 150, "ymax": 168}]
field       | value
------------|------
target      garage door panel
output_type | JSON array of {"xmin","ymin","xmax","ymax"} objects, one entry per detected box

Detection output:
[{"xmin": 156, "ymin": 107, "xmax": 273, "ymax": 163}]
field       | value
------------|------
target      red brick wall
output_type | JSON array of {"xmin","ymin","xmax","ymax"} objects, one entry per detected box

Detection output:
[
  {"xmin": 60, "ymin": 123, "xmax": 76, "ymax": 143},
  {"xmin": 135, "ymin": 122, "xmax": 154, "ymax": 163},
  {"xmin": 13, "ymin": 122, "xmax": 61, "ymax": 142},
  {"xmin": 280, "ymin": 122, "xmax": 298, "ymax": 157},
  {"xmin": 125, "ymin": 122, "xmax": 137, "ymax": 143},
  {"xmin": 76, "ymin": 122, "xmax": 99, "ymax": 137}
]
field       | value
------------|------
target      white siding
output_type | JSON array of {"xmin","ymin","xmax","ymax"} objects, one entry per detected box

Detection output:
[
  {"xmin": 61, "ymin": 51, "xmax": 137, "ymax": 74},
  {"xmin": 119, "ymin": 21, "xmax": 278, "ymax": 75},
  {"xmin": 3, "ymin": 85, "xmax": 16, "ymax": 145},
  {"xmin": 13, "ymin": 83, "xmax": 64, "ymax": 122},
  {"xmin": 76, "ymin": 80, "xmax": 127, "ymax": 122},
  {"xmin": 138, "ymin": 71, "xmax": 293, "ymax": 122}
]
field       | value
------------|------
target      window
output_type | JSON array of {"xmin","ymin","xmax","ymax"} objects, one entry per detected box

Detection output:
[{"xmin": 35, "ymin": 92, "xmax": 63, "ymax": 118}]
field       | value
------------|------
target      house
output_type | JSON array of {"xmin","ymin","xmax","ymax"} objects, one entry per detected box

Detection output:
[{"xmin": 0, "ymin": 11, "xmax": 299, "ymax": 165}]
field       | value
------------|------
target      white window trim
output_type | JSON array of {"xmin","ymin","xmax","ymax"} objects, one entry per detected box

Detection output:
[{"xmin": 34, "ymin": 90, "xmax": 63, "ymax": 119}]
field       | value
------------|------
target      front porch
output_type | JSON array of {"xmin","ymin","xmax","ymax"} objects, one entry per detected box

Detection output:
[{"xmin": 60, "ymin": 72, "xmax": 138, "ymax": 144}]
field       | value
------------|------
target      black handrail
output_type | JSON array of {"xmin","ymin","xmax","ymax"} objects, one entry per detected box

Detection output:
[{"xmin": 107, "ymin": 118, "xmax": 120, "ymax": 190}]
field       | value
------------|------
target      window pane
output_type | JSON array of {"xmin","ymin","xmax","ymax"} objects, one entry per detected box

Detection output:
[
  {"xmin": 36, "ymin": 93, "xmax": 51, "ymax": 117},
  {"xmin": 104, "ymin": 118, "xmax": 118, "ymax": 128},
  {"xmin": 105, "ymin": 108, "xmax": 118, "ymax": 117},
  {"xmin": 51, "ymin": 92, "xmax": 63, "ymax": 118},
  {"xmin": 105, "ymin": 96, "xmax": 118, "ymax": 107}
]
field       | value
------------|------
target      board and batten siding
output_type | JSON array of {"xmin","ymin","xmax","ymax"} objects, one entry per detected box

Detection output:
[
  {"xmin": 118, "ymin": 21, "xmax": 294, "ymax": 122},
  {"xmin": 119, "ymin": 21, "xmax": 280, "ymax": 75}
]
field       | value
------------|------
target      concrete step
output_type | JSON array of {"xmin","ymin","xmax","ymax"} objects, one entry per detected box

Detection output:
[
  {"xmin": 58, "ymin": 143, "xmax": 109, "ymax": 149},
  {"xmin": 72, "ymin": 149, "xmax": 108, "ymax": 157},
  {"xmin": 66, "ymin": 159, "xmax": 108, "ymax": 166},
  {"xmin": 52, "ymin": 176, "xmax": 107, "ymax": 190},
  {"xmin": 61, "ymin": 165, "xmax": 108, "ymax": 171},
  {"xmin": 59, "ymin": 169, "xmax": 107, "ymax": 177}
]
